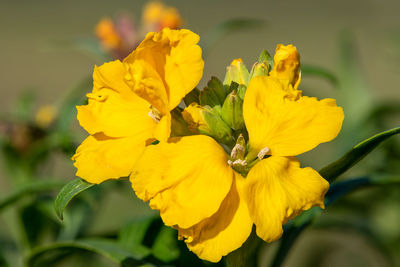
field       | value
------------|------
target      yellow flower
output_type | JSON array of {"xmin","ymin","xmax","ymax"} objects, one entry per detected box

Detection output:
[
  {"xmin": 35, "ymin": 105, "xmax": 57, "ymax": 128},
  {"xmin": 95, "ymin": 18, "xmax": 123, "ymax": 51},
  {"xmin": 142, "ymin": 1, "xmax": 182, "ymax": 31},
  {"xmin": 131, "ymin": 46, "xmax": 344, "ymax": 262},
  {"xmin": 72, "ymin": 28, "xmax": 204, "ymax": 183}
]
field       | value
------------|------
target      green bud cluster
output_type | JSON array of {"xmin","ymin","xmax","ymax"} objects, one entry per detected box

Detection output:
[{"xmin": 179, "ymin": 50, "xmax": 273, "ymax": 153}]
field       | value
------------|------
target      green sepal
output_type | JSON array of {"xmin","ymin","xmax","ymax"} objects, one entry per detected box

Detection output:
[
  {"xmin": 183, "ymin": 88, "xmax": 200, "ymax": 106},
  {"xmin": 170, "ymin": 108, "xmax": 192, "ymax": 137},
  {"xmin": 202, "ymin": 105, "xmax": 234, "ymax": 146},
  {"xmin": 221, "ymin": 90, "xmax": 245, "ymax": 131},
  {"xmin": 223, "ymin": 59, "xmax": 250, "ymax": 86},
  {"xmin": 199, "ymin": 77, "xmax": 226, "ymax": 107}
]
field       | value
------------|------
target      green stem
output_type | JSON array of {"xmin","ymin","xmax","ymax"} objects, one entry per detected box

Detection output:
[{"xmin": 225, "ymin": 229, "xmax": 262, "ymax": 267}]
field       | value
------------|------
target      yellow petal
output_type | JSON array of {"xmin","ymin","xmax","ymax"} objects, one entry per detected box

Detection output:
[
  {"xmin": 164, "ymin": 29, "xmax": 204, "ymax": 108},
  {"xmin": 124, "ymin": 58, "xmax": 169, "ymax": 114},
  {"xmin": 72, "ymin": 132, "xmax": 149, "ymax": 184},
  {"xmin": 131, "ymin": 135, "xmax": 233, "ymax": 228},
  {"xmin": 92, "ymin": 60, "xmax": 132, "ymax": 97},
  {"xmin": 245, "ymin": 156, "xmax": 329, "ymax": 242},
  {"xmin": 153, "ymin": 112, "xmax": 171, "ymax": 142},
  {"xmin": 243, "ymin": 76, "xmax": 344, "ymax": 157},
  {"xmin": 269, "ymin": 44, "xmax": 301, "ymax": 90},
  {"xmin": 124, "ymin": 28, "xmax": 204, "ymax": 113},
  {"xmin": 178, "ymin": 174, "xmax": 253, "ymax": 262},
  {"xmin": 77, "ymin": 88, "xmax": 156, "ymax": 138},
  {"xmin": 78, "ymin": 61, "xmax": 156, "ymax": 138}
]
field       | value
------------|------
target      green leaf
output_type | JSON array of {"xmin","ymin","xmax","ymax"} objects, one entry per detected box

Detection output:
[
  {"xmin": 55, "ymin": 76, "xmax": 92, "ymax": 132},
  {"xmin": 201, "ymin": 18, "xmax": 265, "ymax": 56},
  {"xmin": 269, "ymin": 174, "xmax": 400, "ymax": 267},
  {"xmin": 200, "ymin": 77, "xmax": 226, "ymax": 107},
  {"xmin": 183, "ymin": 88, "xmax": 200, "ymax": 106},
  {"xmin": 118, "ymin": 217, "xmax": 156, "ymax": 252},
  {"xmin": 301, "ymin": 64, "xmax": 338, "ymax": 86},
  {"xmin": 54, "ymin": 178, "xmax": 95, "ymax": 221},
  {"xmin": 0, "ymin": 180, "xmax": 64, "ymax": 212},
  {"xmin": 336, "ymin": 31, "xmax": 374, "ymax": 147},
  {"xmin": 26, "ymin": 238, "xmax": 150, "ymax": 267},
  {"xmin": 325, "ymin": 175, "xmax": 400, "ymax": 206},
  {"xmin": 152, "ymin": 227, "xmax": 180, "ymax": 263},
  {"xmin": 319, "ymin": 126, "xmax": 400, "ymax": 183}
]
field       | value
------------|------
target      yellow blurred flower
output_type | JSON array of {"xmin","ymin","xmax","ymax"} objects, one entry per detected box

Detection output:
[
  {"xmin": 35, "ymin": 105, "xmax": 57, "ymax": 128},
  {"xmin": 95, "ymin": 1, "xmax": 183, "ymax": 60},
  {"xmin": 131, "ymin": 44, "xmax": 344, "ymax": 262},
  {"xmin": 72, "ymin": 28, "xmax": 204, "ymax": 183},
  {"xmin": 142, "ymin": 1, "xmax": 182, "ymax": 31},
  {"xmin": 95, "ymin": 18, "xmax": 123, "ymax": 51}
]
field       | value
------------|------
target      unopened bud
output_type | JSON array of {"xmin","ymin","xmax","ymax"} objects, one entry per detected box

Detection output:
[
  {"xmin": 269, "ymin": 44, "xmax": 301, "ymax": 89},
  {"xmin": 249, "ymin": 49, "xmax": 273, "ymax": 80},
  {"xmin": 223, "ymin": 58, "xmax": 250, "ymax": 87},
  {"xmin": 221, "ymin": 90, "xmax": 244, "ymax": 130},
  {"xmin": 182, "ymin": 103, "xmax": 233, "ymax": 145}
]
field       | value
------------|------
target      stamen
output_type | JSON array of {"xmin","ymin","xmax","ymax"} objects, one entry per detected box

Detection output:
[
  {"xmin": 228, "ymin": 159, "xmax": 247, "ymax": 166},
  {"xmin": 147, "ymin": 105, "xmax": 161, "ymax": 123},
  {"xmin": 257, "ymin": 146, "xmax": 270, "ymax": 160},
  {"xmin": 230, "ymin": 143, "xmax": 244, "ymax": 159}
]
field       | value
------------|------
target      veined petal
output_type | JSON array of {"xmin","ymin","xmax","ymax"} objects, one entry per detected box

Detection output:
[
  {"xmin": 124, "ymin": 28, "xmax": 204, "ymax": 113},
  {"xmin": 164, "ymin": 29, "xmax": 204, "ymax": 109},
  {"xmin": 243, "ymin": 76, "xmax": 344, "ymax": 157},
  {"xmin": 77, "ymin": 88, "xmax": 156, "ymax": 138},
  {"xmin": 244, "ymin": 156, "xmax": 329, "ymax": 242},
  {"xmin": 124, "ymin": 58, "xmax": 169, "ymax": 114},
  {"xmin": 178, "ymin": 174, "xmax": 253, "ymax": 263},
  {"xmin": 78, "ymin": 60, "xmax": 156, "ymax": 138},
  {"xmin": 131, "ymin": 135, "xmax": 233, "ymax": 228},
  {"xmin": 72, "ymin": 132, "xmax": 148, "ymax": 184},
  {"xmin": 92, "ymin": 60, "xmax": 133, "ymax": 97}
]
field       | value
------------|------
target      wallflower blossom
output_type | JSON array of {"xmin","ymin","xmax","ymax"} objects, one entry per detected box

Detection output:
[
  {"xmin": 95, "ymin": 1, "xmax": 182, "ymax": 60},
  {"xmin": 72, "ymin": 28, "xmax": 203, "ymax": 183},
  {"xmin": 130, "ymin": 44, "xmax": 344, "ymax": 261},
  {"xmin": 35, "ymin": 105, "xmax": 57, "ymax": 128}
]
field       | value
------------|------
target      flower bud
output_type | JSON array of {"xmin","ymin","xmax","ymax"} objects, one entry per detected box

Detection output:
[
  {"xmin": 182, "ymin": 103, "xmax": 233, "ymax": 145},
  {"xmin": 223, "ymin": 58, "xmax": 250, "ymax": 86},
  {"xmin": 221, "ymin": 90, "xmax": 244, "ymax": 130},
  {"xmin": 269, "ymin": 44, "xmax": 301, "ymax": 89},
  {"xmin": 249, "ymin": 49, "xmax": 272, "ymax": 80}
]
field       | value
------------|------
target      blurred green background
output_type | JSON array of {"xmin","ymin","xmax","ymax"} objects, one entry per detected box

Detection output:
[{"xmin": 1, "ymin": 0, "xmax": 400, "ymax": 266}]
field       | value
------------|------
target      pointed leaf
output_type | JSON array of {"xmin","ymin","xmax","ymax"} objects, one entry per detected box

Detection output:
[
  {"xmin": 54, "ymin": 178, "xmax": 94, "ymax": 220},
  {"xmin": 0, "ymin": 180, "xmax": 64, "ymax": 212},
  {"xmin": 301, "ymin": 64, "xmax": 338, "ymax": 86},
  {"xmin": 26, "ymin": 238, "xmax": 151, "ymax": 267},
  {"xmin": 270, "ymin": 174, "xmax": 400, "ymax": 267},
  {"xmin": 319, "ymin": 126, "xmax": 400, "ymax": 182}
]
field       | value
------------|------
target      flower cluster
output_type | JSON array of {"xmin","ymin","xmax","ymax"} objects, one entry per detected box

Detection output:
[
  {"xmin": 73, "ymin": 28, "xmax": 344, "ymax": 262},
  {"xmin": 95, "ymin": 1, "xmax": 182, "ymax": 60}
]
